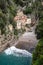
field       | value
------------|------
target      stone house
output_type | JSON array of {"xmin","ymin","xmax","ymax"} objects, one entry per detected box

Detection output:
[{"xmin": 14, "ymin": 10, "xmax": 31, "ymax": 30}]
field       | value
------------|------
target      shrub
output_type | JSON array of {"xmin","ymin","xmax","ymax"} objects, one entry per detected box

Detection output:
[
  {"xmin": 23, "ymin": 7, "xmax": 32, "ymax": 14},
  {"xmin": 35, "ymin": 19, "xmax": 43, "ymax": 39}
]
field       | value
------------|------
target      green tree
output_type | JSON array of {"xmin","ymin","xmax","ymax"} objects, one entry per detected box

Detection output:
[
  {"xmin": 34, "ymin": 0, "xmax": 43, "ymax": 39},
  {"xmin": 35, "ymin": 19, "xmax": 43, "ymax": 39},
  {"xmin": 0, "ymin": 0, "xmax": 17, "ymax": 35},
  {"xmin": 32, "ymin": 38, "xmax": 43, "ymax": 65},
  {"xmin": 32, "ymin": 1, "xmax": 43, "ymax": 65}
]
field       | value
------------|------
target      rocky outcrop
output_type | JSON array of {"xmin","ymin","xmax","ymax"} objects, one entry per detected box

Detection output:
[{"xmin": 15, "ymin": 31, "xmax": 38, "ymax": 53}]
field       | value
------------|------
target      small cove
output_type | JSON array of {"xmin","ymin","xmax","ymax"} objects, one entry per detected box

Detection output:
[{"xmin": 0, "ymin": 46, "xmax": 32, "ymax": 65}]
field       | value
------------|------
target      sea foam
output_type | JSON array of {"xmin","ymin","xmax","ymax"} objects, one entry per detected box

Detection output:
[{"xmin": 4, "ymin": 46, "xmax": 32, "ymax": 57}]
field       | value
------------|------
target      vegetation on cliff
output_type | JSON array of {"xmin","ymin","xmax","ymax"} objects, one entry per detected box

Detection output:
[
  {"xmin": 32, "ymin": 0, "xmax": 43, "ymax": 65},
  {"xmin": 32, "ymin": 38, "xmax": 43, "ymax": 65},
  {"xmin": 0, "ymin": 0, "xmax": 17, "ymax": 35},
  {"xmin": 35, "ymin": 0, "xmax": 43, "ymax": 39}
]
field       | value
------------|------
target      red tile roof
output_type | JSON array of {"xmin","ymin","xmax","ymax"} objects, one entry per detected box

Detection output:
[{"xmin": 14, "ymin": 12, "xmax": 27, "ymax": 23}]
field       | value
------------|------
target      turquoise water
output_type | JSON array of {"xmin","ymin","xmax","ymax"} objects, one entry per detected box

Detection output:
[{"xmin": 0, "ymin": 47, "xmax": 32, "ymax": 65}]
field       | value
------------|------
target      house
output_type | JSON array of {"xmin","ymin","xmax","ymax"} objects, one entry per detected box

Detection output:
[{"xmin": 14, "ymin": 10, "xmax": 31, "ymax": 30}]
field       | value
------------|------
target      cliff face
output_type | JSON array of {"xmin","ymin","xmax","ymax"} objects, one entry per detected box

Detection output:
[{"xmin": 0, "ymin": 33, "xmax": 15, "ymax": 52}]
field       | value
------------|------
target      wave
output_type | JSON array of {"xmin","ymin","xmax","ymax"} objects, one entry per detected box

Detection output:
[{"xmin": 4, "ymin": 46, "xmax": 32, "ymax": 57}]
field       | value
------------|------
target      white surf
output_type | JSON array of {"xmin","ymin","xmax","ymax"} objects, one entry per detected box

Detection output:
[{"xmin": 4, "ymin": 46, "xmax": 32, "ymax": 57}]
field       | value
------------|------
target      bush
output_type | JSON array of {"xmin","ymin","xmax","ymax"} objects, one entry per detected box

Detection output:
[
  {"xmin": 0, "ymin": 0, "xmax": 17, "ymax": 35},
  {"xmin": 14, "ymin": 0, "xmax": 23, "ymax": 6},
  {"xmin": 14, "ymin": 29, "xmax": 18, "ymax": 35},
  {"xmin": 0, "ymin": 18, "xmax": 6, "ymax": 34},
  {"xmin": 35, "ymin": 19, "xmax": 43, "ymax": 39},
  {"xmin": 23, "ymin": 7, "xmax": 32, "ymax": 14},
  {"xmin": 0, "ymin": 0, "xmax": 8, "ymax": 13},
  {"xmin": 38, "ymin": 11, "xmax": 43, "ymax": 20}
]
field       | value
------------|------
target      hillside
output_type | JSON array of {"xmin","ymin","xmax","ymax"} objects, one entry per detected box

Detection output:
[
  {"xmin": 0, "ymin": 1, "xmax": 43, "ymax": 65},
  {"xmin": 0, "ymin": 0, "xmax": 36, "ymax": 52}
]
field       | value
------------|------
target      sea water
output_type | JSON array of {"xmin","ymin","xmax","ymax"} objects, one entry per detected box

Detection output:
[{"xmin": 0, "ymin": 46, "xmax": 32, "ymax": 65}]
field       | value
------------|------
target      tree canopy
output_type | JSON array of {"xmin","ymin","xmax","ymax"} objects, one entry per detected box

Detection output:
[
  {"xmin": 32, "ymin": 38, "xmax": 43, "ymax": 65},
  {"xmin": 32, "ymin": 0, "xmax": 43, "ymax": 65}
]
